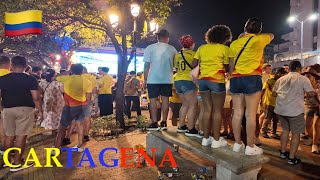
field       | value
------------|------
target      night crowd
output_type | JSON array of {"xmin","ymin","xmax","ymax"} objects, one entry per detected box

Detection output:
[{"xmin": 0, "ymin": 17, "xmax": 319, "ymax": 172}]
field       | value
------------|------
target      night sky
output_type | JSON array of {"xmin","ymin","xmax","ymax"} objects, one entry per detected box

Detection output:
[{"xmin": 161, "ymin": 0, "xmax": 291, "ymax": 49}]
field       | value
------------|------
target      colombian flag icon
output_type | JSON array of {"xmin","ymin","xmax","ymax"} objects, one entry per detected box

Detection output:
[{"xmin": 5, "ymin": 10, "xmax": 42, "ymax": 36}]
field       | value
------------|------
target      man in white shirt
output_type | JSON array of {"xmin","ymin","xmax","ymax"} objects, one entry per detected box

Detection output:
[
  {"xmin": 143, "ymin": 29, "xmax": 177, "ymax": 130},
  {"xmin": 273, "ymin": 61, "xmax": 315, "ymax": 165}
]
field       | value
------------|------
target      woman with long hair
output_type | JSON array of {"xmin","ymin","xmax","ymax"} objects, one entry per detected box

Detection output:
[
  {"xmin": 39, "ymin": 69, "xmax": 65, "ymax": 135},
  {"xmin": 192, "ymin": 25, "xmax": 233, "ymax": 148},
  {"xmin": 230, "ymin": 18, "xmax": 274, "ymax": 155},
  {"xmin": 174, "ymin": 35, "xmax": 201, "ymax": 137}
]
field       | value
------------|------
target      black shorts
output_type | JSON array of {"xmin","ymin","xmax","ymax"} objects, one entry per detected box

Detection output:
[{"xmin": 147, "ymin": 84, "xmax": 173, "ymax": 99}]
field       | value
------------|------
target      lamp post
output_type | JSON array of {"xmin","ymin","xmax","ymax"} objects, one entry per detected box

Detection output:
[
  {"xmin": 149, "ymin": 20, "xmax": 159, "ymax": 33},
  {"xmin": 287, "ymin": 13, "xmax": 318, "ymax": 67},
  {"xmin": 131, "ymin": 3, "xmax": 140, "ymax": 72},
  {"xmin": 109, "ymin": 14, "xmax": 119, "ymax": 28}
]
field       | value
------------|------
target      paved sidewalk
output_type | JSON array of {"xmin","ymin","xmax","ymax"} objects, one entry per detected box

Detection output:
[{"xmin": 1, "ymin": 129, "xmax": 320, "ymax": 180}]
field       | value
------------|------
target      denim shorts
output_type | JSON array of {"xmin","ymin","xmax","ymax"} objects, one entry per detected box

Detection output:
[
  {"xmin": 198, "ymin": 80, "xmax": 226, "ymax": 93},
  {"xmin": 60, "ymin": 105, "xmax": 85, "ymax": 127},
  {"xmin": 174, "ymin": 80, "xmax": 197, "ymax": 94},
  {"xmin": 230, "ymin": 75, "xmax": 262, "ymax": 95}
]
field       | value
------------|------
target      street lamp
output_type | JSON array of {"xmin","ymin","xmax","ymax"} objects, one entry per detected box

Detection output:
[
  {"xmin": 149, "ymin": 20, "xmax": 159, "ymax": 33},
  {"xmin": 287, "ymin": 13, "xmax": 319, "ymax": 66},
  {"xmin": 109, "ymin": 14, "xmax": 119, "ymax": 28},
  {"xmin": 131, "ymin": 3, "xmax": 140, "ymax": 72}
]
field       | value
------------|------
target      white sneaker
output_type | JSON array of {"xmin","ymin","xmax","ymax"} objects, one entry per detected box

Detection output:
[
  {"xmin": 211, "ymin": 137, "xmax": 228, "ymax": 148},
  {"xmin": 72, "ymin": 145, "xmax": 84, "ymax": 153},
  {"xmin": 233, "ymin": 142, "xmax": 245, "ymax": 152},
  {"xmin": 245, "ymin": 145, "xmax": 263, "ymax": 155},
  {"xmin": 201, "ymin": 136, "xmax": 213, "ymax": 146},
  {"xmin": 0, "ymin": 150, "xmax": 4, "ymax": 156}
]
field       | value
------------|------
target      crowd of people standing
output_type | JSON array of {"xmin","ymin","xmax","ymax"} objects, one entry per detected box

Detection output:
[{"xmin": 143, "ymin": 17, "xmax": 320, "ymax": 165}]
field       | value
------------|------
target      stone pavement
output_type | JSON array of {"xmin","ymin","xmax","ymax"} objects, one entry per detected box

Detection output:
[{"xmin": 0, "ymin": 110, "xmax": 320, "ymax": 180}]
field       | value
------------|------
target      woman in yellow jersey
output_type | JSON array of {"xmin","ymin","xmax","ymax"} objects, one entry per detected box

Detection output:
[
  {"xmin": 229, "ymin": 18, "xmax": 274, "ymax": 155},
  {"xmin": 192, "ymin": 25, "xmax": 233, "ymax": 148},
  {"xmin": 174, "ymin": 35, "xmax": 201, "ymax": 137}
]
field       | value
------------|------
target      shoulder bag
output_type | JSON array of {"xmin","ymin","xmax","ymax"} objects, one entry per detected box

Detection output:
[
  {"xmin": 229, "ymin": 36, "xmax": 254, "ymax": 73},
  {"xmin": 180, "ymin": 50, "xmax": 199, "ymax": 84}
]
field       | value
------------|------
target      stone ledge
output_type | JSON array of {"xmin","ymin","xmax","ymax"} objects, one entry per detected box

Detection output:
[{"xmin": 148, "ymin": 128, "xmax": 270, "ymax": 174}]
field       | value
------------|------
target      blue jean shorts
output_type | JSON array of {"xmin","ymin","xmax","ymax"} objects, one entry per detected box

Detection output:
[
  {"xmin": 174, "ymin": 80, "xmax": 197, "ymax": 94},
  {"xmin": 60, "ymin": 105, "xmax": 85, "ymax": 127},
  {"xmin": 230, "ymin": 75, "xmax": 262, "ymax": 95},
  {"xmin": 198, "ymin": 80, "xmax": 226, "ymax": 93}
]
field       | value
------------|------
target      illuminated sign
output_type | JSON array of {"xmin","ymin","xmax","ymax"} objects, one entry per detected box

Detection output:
[{"xmin": 71, "ymin": 52, "xmax": 145, "ymax": 75}]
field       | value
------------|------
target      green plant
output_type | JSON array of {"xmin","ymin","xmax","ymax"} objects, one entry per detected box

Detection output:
[
  {"xmin": 136, "ymin": 115, "xmax": 149, "ymax": 132},
  {"xmin": 91, "ymin": 115, "xmax": 120, "ymax": 138}
]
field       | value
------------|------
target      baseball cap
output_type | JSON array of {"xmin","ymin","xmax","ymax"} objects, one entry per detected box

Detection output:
[{"xmin": 155, "ymin": 29, "xmax": 170, "ymax": 37}]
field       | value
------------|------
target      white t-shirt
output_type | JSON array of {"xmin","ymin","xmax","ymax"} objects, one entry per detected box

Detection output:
[
  {"xmin": 274, "ymin": 72, "xmax": 314, "ymax": 117},
  {"xmin": 143, "ymin": 42, "xmax": 177, "ymax": 84}
]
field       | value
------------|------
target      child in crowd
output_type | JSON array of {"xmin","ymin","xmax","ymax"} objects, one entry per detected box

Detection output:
[{"xmin": 169, "ymin": 84, "xmax": 182, "ymax": 126}]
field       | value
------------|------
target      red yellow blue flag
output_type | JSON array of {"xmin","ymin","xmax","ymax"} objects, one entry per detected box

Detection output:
[{"xmin": 4, "ymin": 10, "xmax": 42, "ymax": 36}]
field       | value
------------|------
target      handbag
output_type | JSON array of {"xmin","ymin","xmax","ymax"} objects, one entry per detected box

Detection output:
[
  {"xmin": 229, "ymin": 36, "xmax": 254, "ymax": 73},
  {"xmin": 180, "ymin": 50, "xmax": 199, "ymax": 84}
]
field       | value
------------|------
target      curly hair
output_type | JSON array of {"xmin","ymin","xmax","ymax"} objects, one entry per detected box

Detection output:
[{"xmin": 205, "ymin": 25, "xmax": 232, "ymax": 44}]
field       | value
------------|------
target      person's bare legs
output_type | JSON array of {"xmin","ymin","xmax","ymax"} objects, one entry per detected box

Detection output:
[
  {"xmin": 244, "ymin": 92, "xmax": 262, "ymax": 147},
  {"xmin": 84, "ymin": 116, "xmax": 91, "ymax": 137},
  {"xmin": 178, "ymin": 94, "xmax": 187, "ymax": 127},
  {"xmin": 54, "ymin": 125, "xmax": 68, "ymax": 148},
  {"xmin": 149, "ymin": 98, "xmax": 159, "ymax": 123},
  {"xmin": 280, "ymin": 130, "xmax": 289, "ymax": 153},
  {"xmin": 197, "ymin": 101, "xmax": 204, "ymax": 132},
  {"xmin": 4, "ymin": 136, "xmax": 15, "ymax": 163},
  {"xmin": 231, "ymin": 94, "xmax": 245, "ymax": 144},
  {"xmin": 200, "ymin": 91, "xmax": 212, "ymax": 139},
  {"xmin": 289, "ymin": 133, "xmax": 301, "ymax": 159},
  {"xmin": 76, "ymin": 121, "xmax": 84, "ymax": 147},
  {"xmin": 211, "ymin": 92, "xmax": 226, "ymax": 141},
  {"xmin": 14, "ymin": 135, "xmax": 27, "ymax": 164},
  {"xmin": 66, "ymin": 121, "xmax": 77, "ymax": 139},
  {"xmin": 160, "ymin": 96, "xmax": 170, "ymax": 123},
  {"xmin": 185, "ymin": 91, "xmax": 198, "ymax": 130},
  {"xmin": 305, "ymin": 113, "xmax": 314, "ymax": 138},
  {"xmin": 312, "ymin": 118, "xmax": 320, "ymax": 151},
  {"xmin": 0, "ymin": 117, "xmax": 6, "ymax": 151}
]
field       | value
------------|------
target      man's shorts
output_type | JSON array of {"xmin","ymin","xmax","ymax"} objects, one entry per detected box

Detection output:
[
  {"xmin": 169, "ymin": 103, "xmax": 182, "ymax": 119},
  {"xmin": 279, "ymin": 114, "xmax": 305, "ymax": 133},
  {"xmin": 60, "ymin": 105, "xmax": 86, "ymax": 127},
  {"xmin": 3, "ymin": 107, "xmax": 34, "ymax": 136},
  {"xmin": 147, "ymin": 84, "xmax": 172, "ymax": 99},
  {"xmin": 230, "ymin": 75, "xmax": 262, "ymax": 95},
  {"xmin": 83, "ymin": 100, "xmax": 93, "ymax": 118},
  {"xmin": 174, "ymin": 80, "xmax": 197, "ymax": 94},
  {"xmin": 198, "ymin": 80, "xmax": 226, "ymax": 93}
]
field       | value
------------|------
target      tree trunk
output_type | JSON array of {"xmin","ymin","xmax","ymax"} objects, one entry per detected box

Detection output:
[
  {"xmin": 115, "ymin": 55, "xmax": 128, "ymax": 129},
  {"xmin": 115, "ymin": 0, "xmax": 130, "ymax": 130}
]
